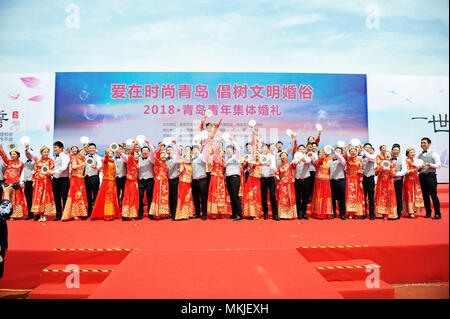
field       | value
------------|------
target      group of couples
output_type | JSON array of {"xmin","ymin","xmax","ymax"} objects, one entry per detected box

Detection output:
[{"xmin": 0, "ymin": 116, "xmax": 443, "ymax": 222}]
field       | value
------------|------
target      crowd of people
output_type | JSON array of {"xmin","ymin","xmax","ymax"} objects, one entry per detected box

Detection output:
[{"xmin": 0, "ymin": 116, "xmax": 443, "ymax": 223}]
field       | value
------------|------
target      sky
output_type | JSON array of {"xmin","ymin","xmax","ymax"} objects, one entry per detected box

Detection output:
[{"xmin": 0, "ymin": 0, "xmax": 448, "ymax": 75}]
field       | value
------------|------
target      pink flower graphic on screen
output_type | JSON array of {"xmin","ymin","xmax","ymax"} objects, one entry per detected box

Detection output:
[
  {"xmin": 7, "ymin": 92, "xmax": 20, "ymax": 100},
  {"xmin": 28, "ymin": 95, "xmax": 44, "ymax": 102},
  {"xmin": 20, "ymin": 77, "xmax": 41, "ymax": 88}
]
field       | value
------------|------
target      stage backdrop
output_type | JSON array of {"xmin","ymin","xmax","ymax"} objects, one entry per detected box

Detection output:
[
  {"xmin": 368, "ymin": 75, "xmax": 449, "ymax": 183},
  {"xmin": 0, "ymin": 73, "xmax": 55, "ymax": 156},
  {"xmin": 54, "ymin": 72, "xmax": 369, "ymax": 156}
]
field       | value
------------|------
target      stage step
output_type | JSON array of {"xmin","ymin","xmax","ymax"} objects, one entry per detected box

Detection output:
[
  {"xmin": 28, "ymin": 283, "xmax": 99, "ymax": 299},
  {"xmin": 39, "ymin": 264, "xmax": 116, "ymax": 285},
  {"xmin": 311, "ymin": 259, "xmax": 381, "ymax": 282},
  {"xmin": 330, "ymin": 280, "xmax": 394, "ymax": 299}
]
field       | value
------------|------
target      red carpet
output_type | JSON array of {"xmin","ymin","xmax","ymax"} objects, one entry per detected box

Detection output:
[{"xmin": 1, "ymin": 184, "xmax": 448, "ymax": 299}]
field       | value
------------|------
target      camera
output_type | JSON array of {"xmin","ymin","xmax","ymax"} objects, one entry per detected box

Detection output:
[{"xmin": 1, "ymin": 182, "xmax": 20, "ymax": 190}]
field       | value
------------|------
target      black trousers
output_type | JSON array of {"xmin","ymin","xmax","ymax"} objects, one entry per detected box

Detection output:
[
  {"xmin": 24, "ymin": 181, "xmax": 34, "ymax": 214},
  {"xmin": 52, "ymin": 177, "xmax": 70, "ymax": 218},
  {"xmin": 115, "ymin": 177, "xmax": 126, "ymax": 205},
  {"xmin": 245, "ymin": 171, "xmax": 249, "ymax": 182},
  {"xmin": 363, "ymin": 175, "xmax": 375, "ymax": 217},
  {"xmin": 0, "ymin": 179, "xmax": 3, "ymax": 200},
  {"xmin": 226, "ymin": 175, "xmax": 242, "ymax": 218},
  {"xmin": 138, "ymin": 178, "xmax": 154, "ymax": 218},
  {"xmin": 260, "ymin": 177, "xmax": 278, "ymax": 218},
  {"xmin": 294, "ymin": 178, "xmax": 310, "ymax": 217},
  {"xmin": 394, "ymin": 178, "xmax": 403, "ymax": 216},
  {"xmin": 309, "ymin": 171, "xmax": 316, "ymax": 200},
  {"xmin": 192, "ymin": 177, "xmax": 208, "ymax": 218},
  {"xmin": 330, "ymin": 179, "xmax": 346, "ymax": 216},
  {"xmin": 419, "ymin": 173, "xmax": 440, "ymax": 216},
  {"xmin": 84, "ymin": 175, "xmax": 100, "ymax": 217},
  {"xmin": 168, "ymin": 177, "xmax": 179, "ymax": 217}
]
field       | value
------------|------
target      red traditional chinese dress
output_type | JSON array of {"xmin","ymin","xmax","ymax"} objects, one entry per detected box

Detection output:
[
  {"xmin": 402, "ymin": 158, "xmax": 424, "ymax": 216},
  {"xmin": 207, "ymin": 148, "xmax": 229, "ymax": 217},
  {"xmin": 275, "ymin": 160, "xmax": 297, "ymax": 219},
  {"xmin": 31, "ymin": 157, "xmax": 56, "ymax": 216},
  {"xmin": 90, "ymin": 158, "xmax": 120, "ymax": 220},
  {"xmin": 243, "ymin": 160, "xmax": 263, "ymax": 218},
  {"xmin": 175, "ymin": 161, "xmax": 194, "ymax": 220},
  {"xmin": 121, "ymin": 152, "xmax": 139, "ymax": 219},
  {"xmin": 0, "ymin": 150, "xmax": 28, "ymax": 218},
  {"xmin": 62, "ymin": 155, "xmax": 88, "ymax": 221},
  {"xmin": 345, "ymin": 156, "xmax": 365, "ymax": 217},
  {"xmin": 376, "ymin": 153, "xmax": 385, "ymax": 165},
  {"xmin": 311, "ymin": 157, "xmax": 333, "ymax": 219},
  {"xmin": 149, "ymin": 149, "xmax": 169, "ymax": 218},
  {"xmin": 374, "ymin": 161, "xmax": 398, "ymax": 219}
]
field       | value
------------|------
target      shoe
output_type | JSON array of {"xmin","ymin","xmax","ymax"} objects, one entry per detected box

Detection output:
[
  {"xmin": 227, "ymin": 215, "xmax": 235, "ymax": 219},
  {"xmin": 297, "ymin": 214, "xmax": 303, "ymax": 220},
  {"xmin": 424, "ymin": 214, "xmax": 431, "ymax": 218},
  {"xmin": 149, "ymin": 215, "xmax": 154, "ymax": 220},
  {"xmin": 264, "ymin": 214, "xmax": 268, "ymax": 220},
  {"xmin": 201, "ymin": 215, "xmax": 207, "ymax": 221},
  {"xmin": 54, "ymin": 217, "xmax": 61, "ymax": 221},
  {"xmin": 332, "ymin": 212, "xmax": 337, "ymax": 219},
  {"xmin": 340, "ymin": 215, "xmax": 346, "ymax": 220},
  {"xmin": 233, "ymin": 216, "xmax": 242, "ymax": 221},
  {"xmin": 34, "ymin": 214, "xmax": 40, "ymax": 221},
  {"xmin": 24, "ymin": 214, "xmax": 34, "ymax": 220},
  {"xmin": 193, "ymin": 215, "xmax": 201, "ymax": 219},
  {"xmin": 273, "ymin": 216, "xmax": 280, "ymax": 221},
  {"xmin": 369, "ymin": 216, "xmax": 374, "ymax": 220},
  {"xmin": 432, "ymin": 215, "xmax": 441, "ymax": 220},
  {"xmin": 302, "ymin": 214, "xmax": 309, "ymax": 220}
]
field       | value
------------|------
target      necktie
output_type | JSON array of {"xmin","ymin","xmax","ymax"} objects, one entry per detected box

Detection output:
[
  {"xmin": 27, "ymin": 159, "xmax": 32, "ymax": 163},
  {"xmin": 55, "ymin": 154, "xmax": 59, "ymax": 158}
]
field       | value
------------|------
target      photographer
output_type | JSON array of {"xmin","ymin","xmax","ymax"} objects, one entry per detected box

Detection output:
[{"xmin": 0, "ymin": 184, "xmax": 13, "ymax": 278}]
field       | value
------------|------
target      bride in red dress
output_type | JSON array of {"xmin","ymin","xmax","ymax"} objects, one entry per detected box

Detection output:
[
  {"xmin": 31, "ymin": 146, "xmax": 56, "ymax": 222},
  {"xmin": 62, "ymin": 148, "xmax": 88, "ymax": 221},
  {"xmin": 0, "ymin": 140, "xmax": 28, "ymax": 219},
  {"xmin": 374, "ymin": 151, "xmax": 398, "ymax": 220},
  {"xmin": 345, "ymin": 146, "xmax": 365, "ymax": 218},
  {"xmin": 207, "ymin": 140, "xmax": 229, "ymax": 218},
  {"xmin": 175, "ymin": 153, "xmax": 195, "ymax": 220},
  {"xmin": 90, "ymin": 148, "xmax": 121, "ymax": 221},
  {"xmin": 149, "ymin": 145, "xmax": 170, "ymax": 219},
  {"xmin": 402, "ymin": 148, "xmax": 424, "ymax": 218},
  {"xmin": 275, "ymin": 151, "xmax": 297, "ymax": 219},
  {"xmin": 119, "ymin": 143, "xmax": 139, "ymax": 220},
  {"xmin": 311, "ymin": 150, "xmax": 333, "ymax": 219},
  {"xmin": 242, "ymin": 150, "xmax": 263, "ymax": 219}
]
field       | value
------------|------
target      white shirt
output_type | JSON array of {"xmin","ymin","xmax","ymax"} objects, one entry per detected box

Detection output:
[{"xmin": 52, "ymin": 152, "xmax": 71, "ymax": 179}]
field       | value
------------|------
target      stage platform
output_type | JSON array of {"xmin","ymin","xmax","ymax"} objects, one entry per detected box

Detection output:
[{"xmin": 1, "ymin": 184, "xmax": 448, "ymax": 299}]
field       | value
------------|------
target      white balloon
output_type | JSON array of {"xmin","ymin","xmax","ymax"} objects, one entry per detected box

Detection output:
[
  {"xmin": 20, "ymin": 136, "xmax": 31, "ymax": 145},
  {"xmin": 125, "ymin": 139, "xmax": 133, "ymax": 146},
  {"xmin": 286, "ymin": 129, "xmax": 293, "ymax": 137},
  {"xmin": 80, "ymin": 136, "xmax": 89, "ymax": 144},
  {"xmin": 350, "ymin": 138, "xmax": 361, "ymax": 146},
  {"xmin": 336, "ymin": 140, "xmax": 346, "ymax": 148},
  {"xmin": 162, "ymin": 137, "xmax": 172, "ymax": 146},
  {"xmin": 324, "ymin": 145, "xmax": 333, "ymax": 154},
  {"xmin": 248, "ymin": 119, "xmax": 256, "ymax": 127},
  {"xmin": 221, "ymin": 132, "xmax": 231, "ymax": 141},
  {"xmin": 136, "ymin": 135, "xmax": 146, "ymax": 144},
  {"xmin": 294, "ymin": 152, "xmax": 304, "ymax": 161},
  {"xmin": 200, "ymin": 130, "xmax": 209, "ymax": 140},
  {"xmin": 205, "ymin": 110, "xmax": 213, "ymax": 117},
  {"xmin": 315, "ymin": 123, "xmax": 323, "ymax": 131}
]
